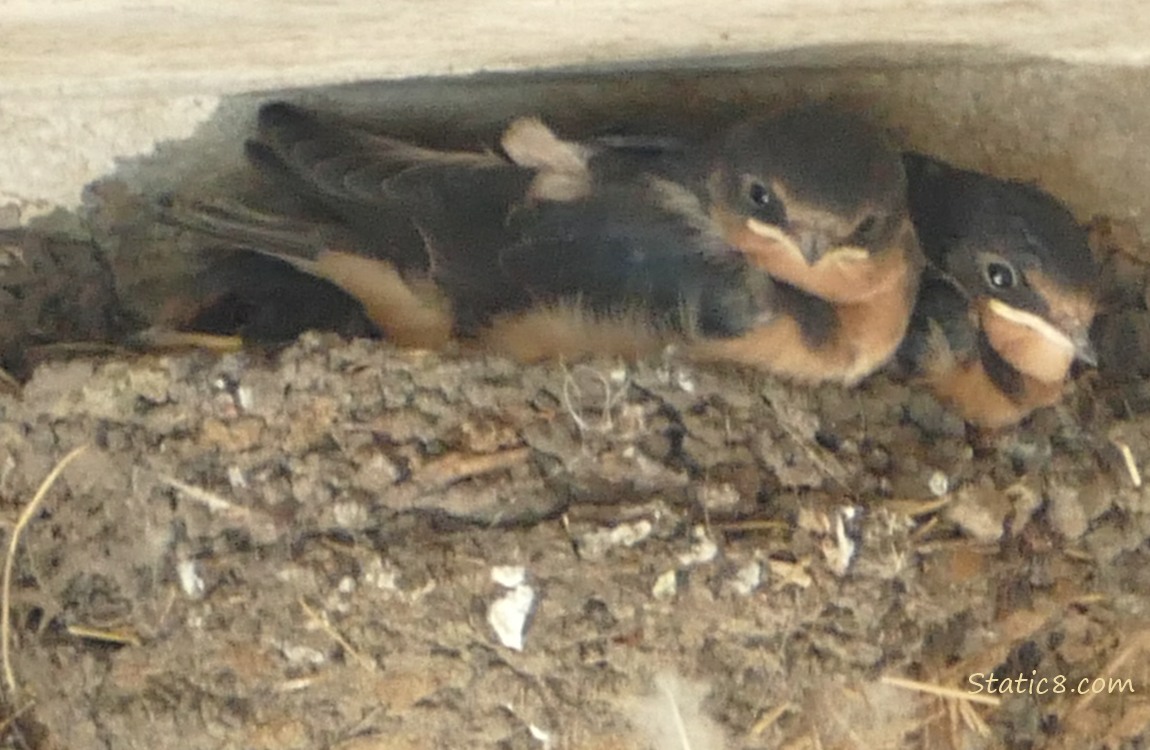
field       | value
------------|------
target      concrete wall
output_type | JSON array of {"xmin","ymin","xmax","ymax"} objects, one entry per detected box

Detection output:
[{"xmin": 2, "ymin": 2, "xmax": 1148, "ymax": 233}]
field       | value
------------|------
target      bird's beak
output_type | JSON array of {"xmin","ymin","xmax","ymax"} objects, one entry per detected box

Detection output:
[
  {"xmin": 743, "ymin": 218, "xmax": 803, "ymax": 262},
  {"xmin": 986, "ymin": 298, "xmax": 1098, "ymax": 368},
  {"xmin": 1052, "ymin": 311, "xmax": 1098, "ymax": 367},
  {"xmin": 1070, "ymin": 328, "xmax": 1098, "ymax": 366},
  {"xmin": 743, "ymin": 218, "xmax": 831, "ymax": 267},
  {"xmin": 796, "ymin": 230, "xmax": 831, "ymax": 266}
]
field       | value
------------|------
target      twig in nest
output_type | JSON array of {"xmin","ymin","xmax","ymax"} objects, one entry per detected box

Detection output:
[
  {"xmin": 413, "ymin": 447, "xmax": 531, "ymax": 491},
  {"xmin": 2, "ymin": 445, "xmax": 88, "ymax": 698},
  {"xmin": 158, "ymin": 474, "xmax": 256, "ymax": 523},
  {"xmin": 1071, "ymin": 628, "xmax": 1150, "ymax": 716},
  {"xmin": 880, "ymin": 675, "xmax": 1001, "ymax": 707},
  {"xmin": 748, "ymin": 702, "xmax": 798, "ymax": 737},
  {"xmin": 0, "ymin": 700, "xmax": 36, "ymax": 741},
  {"xmin": 709, "ymin": 519, "xmax": 789, "ymax": 534},
  {"xmin": 769, "ymin": 404, "xmax": 850, "ymax": 490},
  {"xmin": 298, "ymin": 597, "xmax": 375, "ymax": 672},
  {"xmin": 127, "ymin": 328, "xmax": 244, "ymax": 353},
  {"xmin": 65, "ymin": 624, "xmax": 142, "ymax": 647},
  {"xmin": 1112, "ymin": 439, "xmax": 1142, "ymax": 487},
  {"xmin": 957, "ymin": 698, "xmax": 992, "ymax": 737}
]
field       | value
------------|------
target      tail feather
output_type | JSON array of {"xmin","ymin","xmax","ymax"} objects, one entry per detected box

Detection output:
[
  {"xmin": 132, "ymin": 249, "xmax": 377, "ymax": 351},
  {"xmin": 252, "ymin": 101, "xmax": 502, "ymax": 206},
  {"xmin": 158, "ymin": 196, "xmax": 332, "ymax": 273}
]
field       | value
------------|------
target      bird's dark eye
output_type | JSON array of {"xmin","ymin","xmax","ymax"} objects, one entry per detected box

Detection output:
[
  {"xmin": 742, "ymin": 177, "xmax": 786, "ymax": 225},
  {"xmin": 984, "ymin": 261, "xmax": 1017, "ymax": 289},
  {"xmin": 748, "ymin": 181, "xmax": 772, "ymax": 207},
  {"xmin": 850, "ymin": 214, "xmax": 882, "ymax": 244}
]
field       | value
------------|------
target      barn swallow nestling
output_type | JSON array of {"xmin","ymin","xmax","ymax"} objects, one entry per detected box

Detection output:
[
  {"xmin": 677, "ymin": 108, "xmax": 923, "ymax": 383},
  {"xmin": 153, "ymin": 101, "xmax": 920, "ymax": 386},
  {"xmin": 156, "ymin": 105, "xmax": 773, "ymax": 361},
  {"xmin": 896, "ymin": 153, "xmax": 1098, "ymax": 429}
]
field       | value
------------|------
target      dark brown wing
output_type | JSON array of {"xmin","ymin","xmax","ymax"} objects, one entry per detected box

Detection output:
[
  {"xmin": 159, "ymin": 103, "xmax": 775, "ymax": 350},
  {"xmin": 498, "ymin": 182, "xmax": 772, "ymax": 339},
  {"xmin": 895, "ymin": 267, "xmax": 978, "ymax": 379}
]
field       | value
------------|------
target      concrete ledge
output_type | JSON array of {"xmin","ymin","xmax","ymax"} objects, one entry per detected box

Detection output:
[
  {"xmin": 4, "ymin": 1, "xmax": 1148, "ymax": 100},
  {"xmin": 1, "ymin": 2, "xmax": 1147, "ymax": 229}
]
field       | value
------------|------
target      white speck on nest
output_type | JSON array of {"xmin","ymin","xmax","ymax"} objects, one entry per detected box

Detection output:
[
  {"xmin": 677, "ymin": 525, "xmax": 718, "ymax": 566},
  {"xmin": 236, "ymin": 385, "xmax": 254, "ymax": 411},
  {"xmin": 278, "ymin": 643, "xmax": 327, "ymax": 666},
  {"xmin": 488, "ymin": 583, "xmax": 535, "ymax": 651},
  {"xmin": 675, "ymin": 369, "xmax": 696, "ymax": 393},
  {"xmin": 652, "ymin": 569, "xmax": 678, "ymax": 599},
  {"xmin": 822, "ymin": 507, "xmax": 858, "ymax": 577},
  {"xmin": 491, "ymin": 565, "xmax": 527, "ymax": 588},
  {"xmin": 768, "ymin": 559, "xmax": 812, "ymax": 590},
  {"xmin": 730, "ymin": 560, "xmax": 762, "ymax": 596},
  {"xmin": 578, "ymin": 519, "xmax": 653, "ymax": 560},
  {"xmin": 928, "ymin": 470, "xmax": 949, "ymax": 497},
  {"xmin": 363, "ymin": 558, "xmax": 400, "ymax": 591},
  {"xmin": 528, "ymin": 724, "xmax": 552, "ymax": 746},
  {"xmin": 226, "ymin": 465, "xmax": 248, "ymax": 489},
  {"xmin": 332, "ymin": 501, "xmax": 368, "ymax": 529},
  {"xmin": 177, "ymin": 559, "xmax": 205, "ymax": 598}
]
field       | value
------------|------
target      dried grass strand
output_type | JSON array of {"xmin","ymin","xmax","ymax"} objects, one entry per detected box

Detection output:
[{"xmin": 2, "ymin": 445, "xmax": 88, "ymax": 698}]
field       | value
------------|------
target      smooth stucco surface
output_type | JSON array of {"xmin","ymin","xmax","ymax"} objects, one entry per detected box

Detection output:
[{"xmin": 2, "ymin": 2, "xmax": 1147, "ymax": 226}]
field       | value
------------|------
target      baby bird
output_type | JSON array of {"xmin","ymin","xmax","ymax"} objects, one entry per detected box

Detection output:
[
  {"xmin": 898, "ymin": 153, "xmax": 1098, "ymax": 428},
  {"xmin": 156, "ymin": 102, "xmax": 921, "ymax": 385}
]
